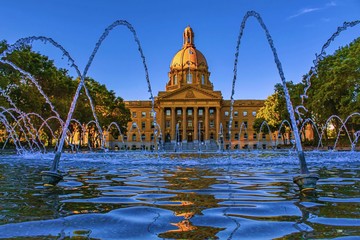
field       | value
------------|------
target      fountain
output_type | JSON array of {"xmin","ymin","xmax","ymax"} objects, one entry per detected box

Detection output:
[
  {"xmin": 48, "ymin": 20, "xmax": 154, "ymax": 184},
  {"xmin": 0, "ymin": 12, "xmax": 358, "ymax": 192},
  {"xmin": 258, "ymin": 120, "xmax": 275, "ymax": 149},
  {"xmin": 0, "ymin": 10, "xmax": 359, "ymax": 240},
  {"xmin": 174, "ymin": 123, "xmax": 182, "ymax": 152},
  {"xmin": 3, "ymin": 21, "xmax": 157, "ymax": 185},
  {"xmin": 218, "ymin": 123, "xmax": 224, "ymax": 152},
  {"xmin": 197, "ymin": 122, "xmax": 201, "ymax": 152},
  {"xmin": 154, "ymin": 122, "xmax": 163, "ymax": 151},
  {"xmin": 228, "ymin": 11, "xmax": 321, "ymax": 191},
  {"xmin": 106, "ymin": 122, "xmax": 125, "ymax": 150},
  {"xmin": 295, "ymin": 20, "xmax": 360, "ymax": 121}
]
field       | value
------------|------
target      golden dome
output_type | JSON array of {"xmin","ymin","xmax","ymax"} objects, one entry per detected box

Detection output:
[
  {"xmin": 170, "ymin": 26, "xmax": 208, "ymax": 70},
  {"xmin": 166, "ymin": 26, "xmax": 213, "ymax": 92}
]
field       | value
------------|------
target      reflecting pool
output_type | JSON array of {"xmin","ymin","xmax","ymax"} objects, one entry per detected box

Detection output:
[{"xmin": 0, "ymin": 151, "xmax": 359, "ymax": 239}]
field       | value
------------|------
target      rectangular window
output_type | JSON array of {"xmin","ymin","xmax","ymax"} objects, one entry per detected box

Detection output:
[
  {"xmin": 226, "ymin": 133, "xmax": 230, "ymax": 141},
  {"xmin": 141, "ymin": 122, "xmax": 145, "ymax": 130},
  {"xmin": 187, "ymin": 109, "xmax": 193, "ymax": 116},
  {"xmin": 209, "ymin": 109, "xmax": 214, "ymax": 116},
  {"xmin": 132, "ymin": 112, "xmax": 137, "ymax": 118},
  {"xmin": 141, "ymin": 112, "xmax": 146, "ymax": 118},
  {"xmin": 243, "ymin": 111, "xmax": 248, "ymax": 117},
  {"xmin": 210, "ymin": 120, "xmax": 215, "ymax": 128},
  {"xmin": 166, "ymin": 109, "xmax": 171, "ymax": 116},
  {"xmin": 234, "ymin": 111, "xmax": 238, "ymax": 117},
  {"xmin": 225, "ymin": 111, "xmax": 229, "ymax": 117},
  {"xmin": 244, "ymin": 121, "xmax": 248, "ymax": 128},
  {"xmin": 166, "ymin": 120, "xmax": 170, "ymax": 128},
  {"xmin": 198, "ymin": 109, "xmax": 203, "ymax": 116},
  {"xmin": 234, "ymin": 121, "xmax": 238, "ymax": 128},
  {"xmin": 177, "ymin": 109, "xmax": 182, "ymax": 115},
  {"xmin": 188, "ymin": 120, "xmax": 193, "ymax": 127},
  {"xmin": 252, "ymin": 111, "xmax": 256, "ymax": 117}
]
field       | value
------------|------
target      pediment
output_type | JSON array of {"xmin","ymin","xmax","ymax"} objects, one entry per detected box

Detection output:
[{"xmin": 158, "ymin": 85, "xmax": 222, "ymax": 101}]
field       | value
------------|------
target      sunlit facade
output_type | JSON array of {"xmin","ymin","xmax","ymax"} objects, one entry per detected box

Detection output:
[{"xmin": 107, "ymin": 26, "xmax": 269, "ymax": 150}]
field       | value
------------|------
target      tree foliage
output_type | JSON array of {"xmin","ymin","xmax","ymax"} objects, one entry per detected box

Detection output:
[
  {"xmin": 254, "ymin": 81, "xmax": 303, "ymax": 132},
  {"xmin": 255, "ymin": 93, "xmax": 280, "ymax": 132},
  {"xmin": 305, "ymin": 37, "xmax": 360, "ymax": 129},
  {"xmin": 254, "ymin": 37, "xmax": 360, "ymax": 138},
  {"xmin": 0, "ymin": 40, "xmax": 131, "ymax": 146}
]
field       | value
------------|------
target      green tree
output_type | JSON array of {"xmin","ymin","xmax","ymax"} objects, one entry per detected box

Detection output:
[
  {"xmin": 0, "ymin": 40, "xmax": 76, "ymax": 146},
  {"xmin": 75, "ymin": 78, "xmax": 131, "ymax": 146},
  {"xmin": 305, "ymin": 37, "xmax": 360, "ymax": 136},
  {"xmin": 0, "ymin": 41, "xmax": 131, "ymax": 148},
  {"xmin": 254, "ymin": 37, "xmax": 360, "ymax": 145},
  {"xmin": 254, "ymin": 82, "xmax": 304, "ymax": 126},
  {"xmin": 255, "ymin": 93, "xmax": 280, "ymax": 132}
]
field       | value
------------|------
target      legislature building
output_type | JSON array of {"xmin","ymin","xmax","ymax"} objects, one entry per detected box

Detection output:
[{"xmin": 106, "ymin": 26, "xmax": 266, "ymax": 151}]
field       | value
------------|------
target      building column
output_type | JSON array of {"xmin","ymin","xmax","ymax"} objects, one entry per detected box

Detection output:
[
  {"xmin": 159, "ymin": 107, "xmax": 164, "ymax": 137},
  {"xmin": 205, "ymin": 107, "xmax": 209, "ymax": 142},
  {"xmin": 171, "ymin": 107, "xmax": 176, "ymax": 142},
  {"xmin": 193, "ymin": 106, "xmax": 198, "ymax": 142},
  {"xmin": 216, "ymin": 107, "xmax": 221, "ymax": 141},
  {"xmin": 182, "ymin": 107, "xmax": 187, "ymax": 142}
]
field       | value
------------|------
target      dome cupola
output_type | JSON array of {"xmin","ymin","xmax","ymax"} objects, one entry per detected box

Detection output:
[{"xmin": 166, "ymin": 26, "xmax": 213, "ymax": 92}]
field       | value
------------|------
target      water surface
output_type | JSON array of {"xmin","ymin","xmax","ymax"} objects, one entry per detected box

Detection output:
[{"xmin": 0, "ymin": 151, "xmax": 359, "ymax": 239}]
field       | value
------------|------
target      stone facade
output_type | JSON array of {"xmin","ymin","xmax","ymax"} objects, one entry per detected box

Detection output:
[{"xmin": 106, "ymin": 26, "xmax": 270, "ymax": 151}]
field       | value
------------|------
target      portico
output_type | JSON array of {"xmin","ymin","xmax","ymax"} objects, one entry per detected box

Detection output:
[{"xmin": 159, "ymin": 103, "xmax": 222, "ymax": 144}]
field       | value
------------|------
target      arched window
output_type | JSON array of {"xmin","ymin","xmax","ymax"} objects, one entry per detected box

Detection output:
[
  {"xmin": 186, "ymin": 73, "xmax": 192, "ymax": 83},
  {"xmin": 141, "ymin": 134, "xmax": 146, "ymax": 141},
  {"xmin": 173, "ymin": 75, "xmax": 177, "ymax": 85}
]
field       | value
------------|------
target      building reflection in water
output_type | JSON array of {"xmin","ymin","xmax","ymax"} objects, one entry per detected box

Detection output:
[{"xmin": 158, "ymin": 167, "xmax": 224, "ymax": 239}]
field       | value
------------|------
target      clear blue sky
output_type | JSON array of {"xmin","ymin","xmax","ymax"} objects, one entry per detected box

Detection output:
[{"xmin": 1, "ymin": 0, "xmax": 359, "ymax": 101}]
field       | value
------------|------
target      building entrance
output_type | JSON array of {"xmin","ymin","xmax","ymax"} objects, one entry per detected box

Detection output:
[
  {"xmin": 187, "ymin": 132, "xmax": 193, "ymax": 142},
  {"xmin": 165, "ymin": 133, "xmax": 171, "ymax": 142}
]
